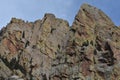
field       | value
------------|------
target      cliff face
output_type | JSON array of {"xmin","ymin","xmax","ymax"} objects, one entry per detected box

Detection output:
[{"xmin": 0, "ymin": 3, "xmax": 120, "ymax": 80}]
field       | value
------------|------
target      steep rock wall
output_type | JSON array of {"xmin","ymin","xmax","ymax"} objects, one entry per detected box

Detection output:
[{"xmin": 0, "ymin": 3, "xmax": 120, "ymax": 80}]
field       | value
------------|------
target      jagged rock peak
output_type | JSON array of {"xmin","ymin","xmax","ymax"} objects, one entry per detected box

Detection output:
[
  {"xmin": 10, "ymin": 17, "xmax": 25, "ymax": 23},
  {"xmin": 73, "ymin": 3, "xmax": 114, "ymax": 29},
  {"xmin": 0, "ymin": 3, "xmax": 120, "ymax": 80},
  {"xmin": 44, "ymin": 13, "xmax": 55, "ymax": 18}
]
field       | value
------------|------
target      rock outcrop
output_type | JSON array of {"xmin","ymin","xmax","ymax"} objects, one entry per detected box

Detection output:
[{"xmin": 0, "ymin": 3, "xmax": 120, "ymax": 80}]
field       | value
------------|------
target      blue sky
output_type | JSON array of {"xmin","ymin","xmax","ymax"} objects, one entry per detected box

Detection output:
[{"xmin": 0, "ymin": 0, "xmax": 120, "ymax": 29}]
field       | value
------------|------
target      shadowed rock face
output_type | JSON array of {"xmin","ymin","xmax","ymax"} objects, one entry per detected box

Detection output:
[{"xmin": 0, "ymin": 3, "xmax": 120, "ymax": 80}]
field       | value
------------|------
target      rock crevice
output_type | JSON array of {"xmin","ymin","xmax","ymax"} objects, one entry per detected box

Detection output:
[{"xmin": 0, "ymin": 3, "xmax": 120, "ymax": 80}]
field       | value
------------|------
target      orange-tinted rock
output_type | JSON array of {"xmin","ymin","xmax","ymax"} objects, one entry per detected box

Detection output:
[
  {"xmin": 3, "ymin": 38, "xmax": 17, "ymax": 54},
  {"xmin": 0, "ymin": 3, "xmax": 120, "ymax": 80}
]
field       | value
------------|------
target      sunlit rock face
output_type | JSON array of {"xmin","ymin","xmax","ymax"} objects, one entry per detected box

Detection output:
[{"xmin": 0, "ymin": 3, "xmax": 120, "ymax": 80}]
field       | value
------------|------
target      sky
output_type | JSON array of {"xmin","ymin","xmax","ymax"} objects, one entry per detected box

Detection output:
[{"xmin": 0, "ymin": 0, "xmax": 120, "ymax": 29}]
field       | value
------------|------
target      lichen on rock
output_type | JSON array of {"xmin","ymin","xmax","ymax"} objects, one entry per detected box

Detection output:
[{"xmin": 0, "ymin": 3, "xmax": 120, "ymax": 80}]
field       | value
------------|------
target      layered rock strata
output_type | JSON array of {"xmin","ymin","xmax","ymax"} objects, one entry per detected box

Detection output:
[{"xmin": 0, "ymin": 3, "xmax": 120, "ymax": 80}]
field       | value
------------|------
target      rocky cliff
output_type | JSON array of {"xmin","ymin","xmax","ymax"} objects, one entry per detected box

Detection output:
[{"xmin": 0, "ymin": 3, "xmax": 120, "ymax": 80}]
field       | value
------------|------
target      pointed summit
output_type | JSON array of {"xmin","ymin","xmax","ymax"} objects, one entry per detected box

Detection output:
[
  {"xmin": 72, "ymin": 3, "xmax": 114, "ymax": 28},
  {"xmin": 0, "ymin": 3, "xmax": 120, "ymax": 80}
]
